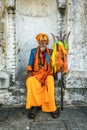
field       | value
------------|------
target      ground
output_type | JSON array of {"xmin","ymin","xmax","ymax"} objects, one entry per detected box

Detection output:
[{"xmin": 0, "ymin": 105, "xmax": 87, "ymax": 130}]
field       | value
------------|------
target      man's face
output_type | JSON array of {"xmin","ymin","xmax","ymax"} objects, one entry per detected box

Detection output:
[
  {"xmin": 39, "ymin": 39, "xmax": 48, "ymax": 53},
  {"xmin": 39, "ymin": 38, "xmax": 48, "ymax": 45}
]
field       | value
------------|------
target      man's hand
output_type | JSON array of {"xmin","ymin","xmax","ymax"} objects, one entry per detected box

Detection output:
[{"xmin": 26, "ymin": 71, "xmax": 32, "ymax": 80}]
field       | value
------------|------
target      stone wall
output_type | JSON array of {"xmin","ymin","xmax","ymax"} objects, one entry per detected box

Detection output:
[
  {"xmin": 0, "ymin": 0, "xmax": 10, "ymax": 106},
  {"xmin": 64, "ymin": 0, "xmax": 87, "ymax": 105},
  {"xmin": 0, "ymin": 0, "xmax": 6, "ymax": 70},
  {"xmin": 0, "ymin": 0, "xmax": 87, "ymax": 107}
]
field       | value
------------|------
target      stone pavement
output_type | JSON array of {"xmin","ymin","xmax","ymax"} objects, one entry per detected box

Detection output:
[{"xmin": 0, "ymin": 105, "xmax": 87, "ymax": 130}]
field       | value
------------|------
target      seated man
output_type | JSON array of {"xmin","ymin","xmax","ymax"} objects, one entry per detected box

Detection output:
[{"xmin": 26, "ymin": 33, "xmax": 60, "ymax": 119}]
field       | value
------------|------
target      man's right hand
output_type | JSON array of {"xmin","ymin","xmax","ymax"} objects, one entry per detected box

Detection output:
[{"xmin": 26, "ymin": 71, "xmax": 32, "ymax": 80}]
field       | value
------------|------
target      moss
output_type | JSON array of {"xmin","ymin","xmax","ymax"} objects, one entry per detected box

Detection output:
[
  {"xmin": 18, "ymin": 48, "xmax": 21, "ymax": 54},
  {"xmin": 10, "ymin": 75, "xmax": 15, "ymax": 86},
  {"xmin": 0, "ymin": 78, "xmax": 5, "ymax": 82},
  {"xmin": 59, "ymin": 8, "xmax": 66, "ymax": 16},
  {"xmin": 18, "ymin": 59, "xmax": 21, "ymax": 62},
  {"xmin": 12, "ymin": 90, "xmax": 25, "ymax": 96},
  {"xmin": 10, "ymin": 81, "xmax": 15, "ymax": 86},
  {"xmin": 8, "ymin": 88, "xmax": 14, "ymax": 93},
  {"xmin": 0, "ymin": 103, "xmax": 3, "ymax": 107}
]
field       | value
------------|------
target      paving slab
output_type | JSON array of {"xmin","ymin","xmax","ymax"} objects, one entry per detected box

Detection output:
[{"xmin": 31, "ymin": 121, "xmax": 66, "ymax": 130}]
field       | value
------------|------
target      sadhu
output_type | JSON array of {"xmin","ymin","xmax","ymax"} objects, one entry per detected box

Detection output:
[{"xmin": 26, "ymin": 33, "xmax": 60, "ymax": 119}]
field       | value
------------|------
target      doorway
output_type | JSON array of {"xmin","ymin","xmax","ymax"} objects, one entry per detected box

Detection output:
[{"xmin": 16, "ymin": 0, "xmax": 58, "ymax": 84}]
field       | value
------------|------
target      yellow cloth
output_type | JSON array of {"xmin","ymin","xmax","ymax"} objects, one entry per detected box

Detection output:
[
  {"xmin": 26, "ymin": 75, "xmax": 57, "ymax": 112},
  {"xmin": 51, "ymin": 42, "xmax": 57, "ymax": 73}
]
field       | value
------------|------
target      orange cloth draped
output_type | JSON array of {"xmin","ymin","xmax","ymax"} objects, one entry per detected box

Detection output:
[
  {"xmin": 55, "ymin": 45, "xmax": 68, "ymax": 73},
  {"xmin": 31, "ymin": 47, "xmax": 53, "ymax": 85},
  {"xmin": 26, "ymin": 75, "xmax": 57, "ymax": 112}
]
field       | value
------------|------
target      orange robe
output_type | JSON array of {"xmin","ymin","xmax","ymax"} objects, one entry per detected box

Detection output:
[{"xmin": 26, "ymin": 47, "xmax": 57, "ymax": 112}]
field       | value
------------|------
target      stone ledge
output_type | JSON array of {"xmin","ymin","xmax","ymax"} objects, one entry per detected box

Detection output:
[
  {"xmin": 64, "ymin": 88, "xmax": 87, "ymax": 105},
  {"xmin": 65, "ymin": 71, "xmax": 87, "ymax": 88},
  {"xmin": 66, "ymin": 71, "xmax": 87, "ymax": 78}
]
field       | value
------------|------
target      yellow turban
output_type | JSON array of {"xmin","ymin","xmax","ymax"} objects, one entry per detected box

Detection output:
[{"xmin": 36, "ymin": 33, "xmax": 49, "ymax": 44}]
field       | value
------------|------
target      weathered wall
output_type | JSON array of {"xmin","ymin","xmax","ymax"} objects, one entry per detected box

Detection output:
[
  {"xmin": 0, "ymin": 0, "xmax": 11, "ymax": 106},
  {"xmin": 0, "ymin": 0, "xmax": 87, "ymax": 107},
  {"xmin": 64, "ymin": 0, "xmax": 87, "ymax": 105},
  {"xmin": 0, "ymin": 0, "xmax": 6, "ymax": 71}
]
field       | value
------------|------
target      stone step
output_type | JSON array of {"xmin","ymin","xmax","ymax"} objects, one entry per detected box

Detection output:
[
  {"xmin": 64, "ymin": 88, "xmax": 87, "ymax": 105},
  {"xmin": 1, "ymin": 71, "xmax": 87, "ymax": 106},
  {"xmin": 65, "ymin": 71, "xmax": 87, "ymax": 88}
]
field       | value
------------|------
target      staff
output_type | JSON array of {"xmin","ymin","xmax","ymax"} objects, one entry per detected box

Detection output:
[{"xmin": 51, "ymin": 32, "xmax": 70, "ymax": 109}]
